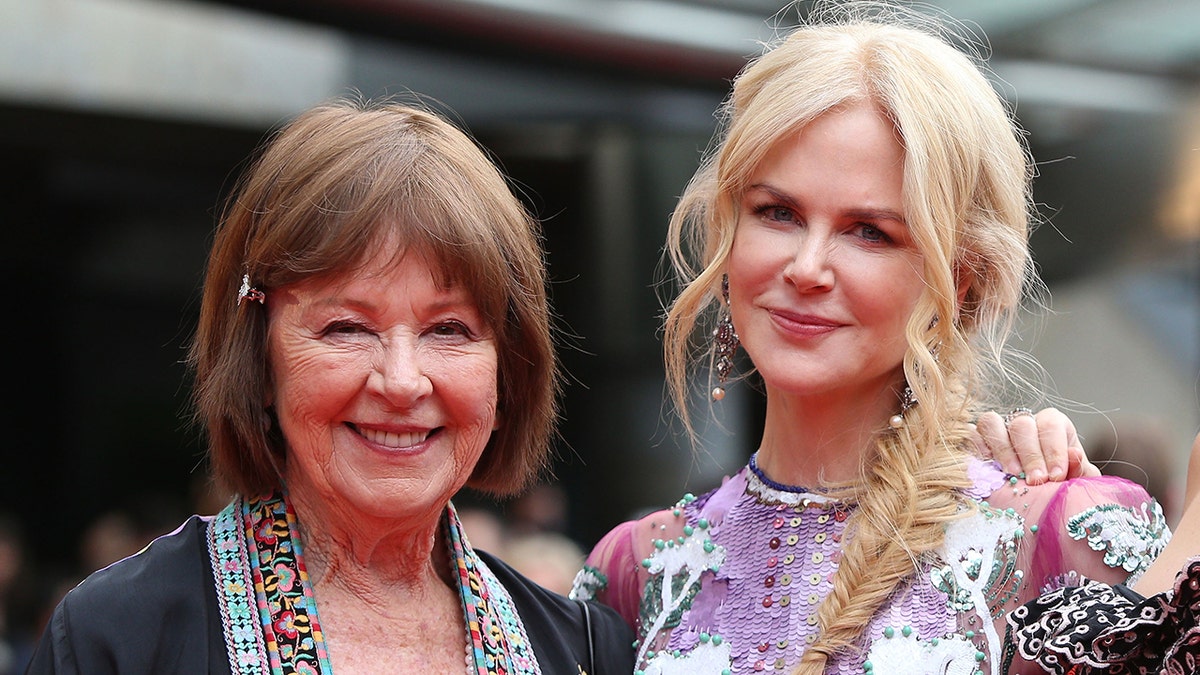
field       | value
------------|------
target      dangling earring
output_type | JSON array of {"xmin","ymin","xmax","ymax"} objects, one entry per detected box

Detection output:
[
  {"xmin": 712, "ymin": 275, "xmax": 739, "ymax": 401},
  {"xmin": 889, "ymin": 385, "xmax": 917, "ymax": 429}
]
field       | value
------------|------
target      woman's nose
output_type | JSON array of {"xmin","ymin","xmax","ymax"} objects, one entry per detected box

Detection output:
[
  {"xmin": 783, "ymin": 232, "xmax": 835, "ymax": 291},
  {"xmin": 370, "ymin": 339, "xmax": 433, "ymax": 405}
]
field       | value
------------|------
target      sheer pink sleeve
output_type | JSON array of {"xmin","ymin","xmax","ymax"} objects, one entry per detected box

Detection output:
[
  {"xmin": 991, "ymin": 475, "xmax": 1170, "ymax": 602},
  {"xmin": 573, "ymin": 509, "xmax": 687, "ymax": 632}
]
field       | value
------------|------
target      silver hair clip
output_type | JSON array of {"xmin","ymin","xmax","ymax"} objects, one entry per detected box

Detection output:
[{"xmin": 237, "ymin": 274, "xmax": 266, "ymax": 306}]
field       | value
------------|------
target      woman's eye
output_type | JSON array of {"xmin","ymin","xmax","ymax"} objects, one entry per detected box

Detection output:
[
  {"xmin": 756, "ymin": 205, "xmax": 795, "ymax": 223},
  {"xmin": 324, "ymin": 320, "xmax": 369, "ymax": 336},
  {"xmin": 855, "ymin": 224, "xmax": 888, "ymax": 243},
  {"xmin": 431, "ymin": 321, "xmax": 472, "ymax": 338}
]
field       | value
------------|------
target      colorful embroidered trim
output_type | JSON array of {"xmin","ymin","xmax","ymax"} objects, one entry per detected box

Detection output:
[
  {"xmin": 209, "ymin": 501, "xmax": 270, "ymax": 673},
  {"xmin": 209, "ymin": 495, "xmax": 543, "ymax": 675},
  {"xmin": 447, "ymin": 502, "xmax": 543, "ymax": 675},
  {"xmin": 209, "ymin": 496, "xmax": 332, "ymax": 674}
]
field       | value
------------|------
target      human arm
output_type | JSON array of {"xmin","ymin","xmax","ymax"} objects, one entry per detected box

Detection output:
[
  {"xmin": 974, "ymin": 407, "xmax": 1099, "ymax": 485},
  {"xmin": 1133, "ymin": 431, "xmax": 1200, "ymax": 596}
]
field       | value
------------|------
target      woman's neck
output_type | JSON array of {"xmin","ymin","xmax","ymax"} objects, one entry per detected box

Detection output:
[
  {"xmin": 755, "ymin": 381, "xmax": 904, "ymax": 487},
  {"xmin": 285, "ymin": 487, "xmax": 453, "ymax": 598}
]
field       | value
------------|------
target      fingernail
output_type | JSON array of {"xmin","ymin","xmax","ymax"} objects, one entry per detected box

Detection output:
[
  {"xmin": 1048, "ymin": 467, "xmax": 1064, "ymax": 481},
  {"xmin": 1029, "ymin": 469, "xmax": 1046, "ymax": 485}
]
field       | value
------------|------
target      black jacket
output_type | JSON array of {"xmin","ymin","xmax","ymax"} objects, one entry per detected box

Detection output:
[{"xmin": 26, "ymin": 515, "xmax": 634, "ymax": 674}]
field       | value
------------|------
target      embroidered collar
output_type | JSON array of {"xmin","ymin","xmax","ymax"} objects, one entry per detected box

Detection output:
[
  {"xmin": 745, "ymin": 453, "xmax": 851, "ymax": 509},
  {"xmin": 206, "ymin": 493, "xmax": 543, "ymax": 675}
]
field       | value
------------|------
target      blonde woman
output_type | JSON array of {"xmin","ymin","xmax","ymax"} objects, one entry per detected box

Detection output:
[{"xmin": 571, "ymin": 3, "xmax": 1170, "ymax": 674}]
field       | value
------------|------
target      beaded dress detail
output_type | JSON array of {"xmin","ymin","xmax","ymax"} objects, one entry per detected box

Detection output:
[{"xmin": 574, "ymin": 456, "xmax": 1169, "ymax": 674}]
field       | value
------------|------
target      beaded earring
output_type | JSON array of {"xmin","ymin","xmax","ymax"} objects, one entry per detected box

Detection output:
[
  {"xmin": 712, "ymin": 275, "xmax": 739, "ymax": 401},
  {"xmin": 888, "ymin": 384, "xmax": 918, "ymax": 429}
]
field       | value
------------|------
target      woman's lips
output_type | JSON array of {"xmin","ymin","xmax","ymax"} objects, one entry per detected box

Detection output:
[
  {"xmin": 350, "ymin": 424, "xmax": 436, "ymax": 449},
  {"xmin": 769, "ymin": 310, "xmax": 842, "ymax": 336}
]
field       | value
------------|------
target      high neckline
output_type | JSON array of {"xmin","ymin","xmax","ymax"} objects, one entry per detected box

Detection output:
[{"xmin": 749, "ymin": 452, "xmax": 829, "ymax": 494}]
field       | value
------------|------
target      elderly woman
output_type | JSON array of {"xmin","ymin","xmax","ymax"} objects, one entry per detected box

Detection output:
[
  {"xmin": 26, "ymin": 99, "xmax": 634, "ymax": 674},
  {"xmin": 571, "ymin": 3, "xmax": 1171, "ymax": 674}
]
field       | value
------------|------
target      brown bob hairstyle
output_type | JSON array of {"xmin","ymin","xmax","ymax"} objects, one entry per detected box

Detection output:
[{"xmin": 188, "ymin": 97, "xmax": 558, "ymax": 499}]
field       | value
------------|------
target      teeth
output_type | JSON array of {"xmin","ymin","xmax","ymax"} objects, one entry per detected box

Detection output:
[{"xmin": 359, "ymin": 426, "xmax": 425, "ymax": 448}]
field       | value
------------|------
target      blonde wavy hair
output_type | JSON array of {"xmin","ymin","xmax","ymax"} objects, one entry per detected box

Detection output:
[{"xmin": 661, "ymin": 2, "xmax": 1038, "ymax": 670}]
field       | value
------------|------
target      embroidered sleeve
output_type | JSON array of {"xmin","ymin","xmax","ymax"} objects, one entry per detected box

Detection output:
[
  {"xmin": 568, "ymin": 564, "xmax": 607, "ymax": 602},
  {"xmin": 1066, "ymin": 500, "xmax": 1171, "ymax": 584},
  {"xmin": 1005, "ymin": 555, "xmax": 1200, "ymax": 675},
  {"xmin": 1027, "ymin": 476, "xmax": 1172, "ymax": 591},
  {"xmin": 574, "ymin": 519, "xmax": 650, "ymax": 630}
]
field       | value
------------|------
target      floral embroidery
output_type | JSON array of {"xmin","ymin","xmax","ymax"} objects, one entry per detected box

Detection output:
[
  {"xmin": 1005, "ymin": 556, "xmax": 1200, "ymax": 674},
  {"xmin": 639, "ymin": 636, "xmax": 732, "ymax": 674},
  {"xmin": 864, "ymin": 630, "xmax": 980, "ymax": 675},
  {"xmin": 634, "ymin": 495, "xmax": 725, "ymax": 668},
  {"xmin": 1066, "ymin": 500, "xmax": 1170, "ymax": 583},
  {"xmin": 209, "ymin": 495, "xmax": 545, "ymax": 675},
  {"xmin": 568, "ymin": 566, "xmax": 607, "ymax": 602}
]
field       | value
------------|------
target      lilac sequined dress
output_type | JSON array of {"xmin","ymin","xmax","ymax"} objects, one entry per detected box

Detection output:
[{"xmin": 572, "ymin": 456, "xmax": 1169, "ymax": 674}]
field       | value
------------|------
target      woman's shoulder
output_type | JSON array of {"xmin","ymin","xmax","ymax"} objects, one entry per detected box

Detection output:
[
  {"xmin": 987, "ymin": 473, "xmax": 1166, "ymax": 532},
  {"xmin": 63, "ymin": 515, "xmax": 213, "ymax": 610},
  {"xmin": 26, "ymin": 515, "xmax": 226, "ymax": 674},
  {"xmin": 988, "ymin": 474, "xmax": 1171, "ymax": 586}
]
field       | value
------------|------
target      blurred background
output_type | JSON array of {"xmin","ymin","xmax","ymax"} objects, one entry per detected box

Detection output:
[{"xmin": 0, "ymin": 0, "xmax": 1198, "ymax": 669}]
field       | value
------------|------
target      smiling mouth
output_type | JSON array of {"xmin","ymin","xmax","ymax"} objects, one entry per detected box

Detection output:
[{"xmin": 349, "ymin": 424, "xmax": 440, "ymax": 449}]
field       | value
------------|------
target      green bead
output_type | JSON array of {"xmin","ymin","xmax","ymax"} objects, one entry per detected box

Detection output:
[
  {"xmin": 683, "ymin": 525, "xmax": 695, "ymax": 536},
  {"xmin": 712, "ymin": 635, "xmax": 723, "ymax": 646},
  {"xmin": 704, "ymin": 541, "xmax": 716, "ymax": 553},
  {"xmin": 699, "ymin": 632, "xmax": 710, "ymax": 643},
  {"xmin": 901, "ymin": 625, "xmax": 913, "ymax": 637},
  {"xmin": 698, "ymin": 518, "xmax": 710, "ymax": 529},
  {"xmin": 1030, "ymin": 524, "xmax": 1039, "ymax": 533},
  {"xmin": 883, "ymin": 626, "xmax": 895, "ymax": 638}
]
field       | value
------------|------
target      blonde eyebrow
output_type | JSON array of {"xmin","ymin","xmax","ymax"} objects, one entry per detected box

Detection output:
[{"xmin": 747, "ymin": 184, "xmax": 907, "ymax": 226}]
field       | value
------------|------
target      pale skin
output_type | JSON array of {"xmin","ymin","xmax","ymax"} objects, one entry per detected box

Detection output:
[
  {"xmin": 266, "ymin": 242, "xmax": 499, "ymax": 673},
  {"xmin": 728, "ymin": 102, "xmax": 1094, "ymax": 485},
  {"xmin": 1133, "ymin": 430, "xmax": 1200, "ymax": 596}
]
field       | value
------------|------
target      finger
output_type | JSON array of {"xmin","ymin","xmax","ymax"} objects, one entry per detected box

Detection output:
[
  {"xmin": 1033, "ymin": 408, "xmax": 1071, "ymax": 482},
  {"xmin": 1006, "ymin": 413, "xmax": 1047, "ymax": 485},
  {"xmin": 975, "ymin": 412, "xmax": 1022, "ymax": 475},
  {"xmin": 1066, "ymin": 444, "xmax": 1101, "ymax": 478},
  {"xmin": 1062, "ymin": 421, "xmax": 1101, "ymax": 478}
]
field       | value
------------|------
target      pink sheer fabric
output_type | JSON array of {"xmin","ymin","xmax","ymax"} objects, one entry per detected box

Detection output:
[{"xmin": 573, "ymin": 458, "xmax": 1169, "ymax": 674}]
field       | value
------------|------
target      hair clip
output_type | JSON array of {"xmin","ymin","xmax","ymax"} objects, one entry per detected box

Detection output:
[{"xmin": 237, "ymin": 274, "xmax": 266, "ymax": 306}]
